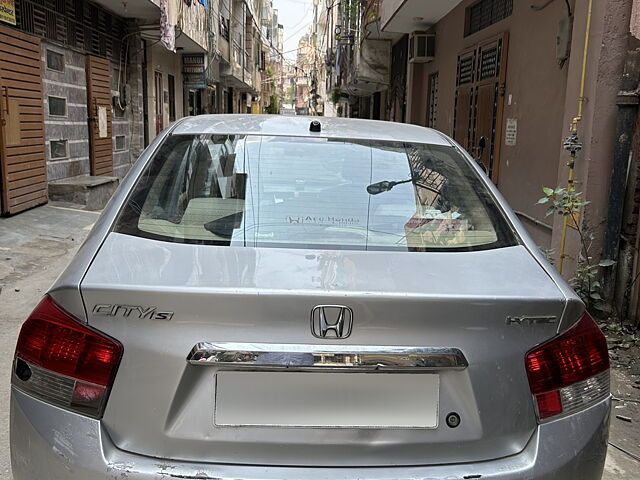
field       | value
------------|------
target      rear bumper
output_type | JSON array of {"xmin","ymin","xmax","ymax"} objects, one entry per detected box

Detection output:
[{"xmin": 11, "ymin": 387, "xmax": 609, "ymax": 480}]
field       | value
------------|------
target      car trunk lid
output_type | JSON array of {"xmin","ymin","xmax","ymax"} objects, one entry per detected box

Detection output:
[{"xmin": 81, "ymin": 232, "xmax": 567, "ymax": 466}]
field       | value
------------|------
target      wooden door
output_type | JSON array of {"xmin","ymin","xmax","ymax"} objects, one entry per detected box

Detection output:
[
  {"xmin": 454, "ymin": 33, "xmax": 509, "ymax": 184},
  {"xmin": 86, "ymin": 55, "xmax": 113, "ymax": 176},
  {"xmin": 473, "ymin": 34, "xmax": 509, "ymax": 182},
  {"xmin": 155, "ymin": 71, "xmax": 163, "ymax": 135},
  {"xmin": 0, "ymin": 24, "xmax": 47, "ymax": 215}
]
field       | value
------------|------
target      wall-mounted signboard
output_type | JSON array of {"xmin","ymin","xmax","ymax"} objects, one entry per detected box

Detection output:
[
  {"xmin": 0, "ymin": 0, "xmax": 16, "ymax": 25},
  {"xmin": 183, "ymin": 54, "xmax": 206, "ymax": 89}
]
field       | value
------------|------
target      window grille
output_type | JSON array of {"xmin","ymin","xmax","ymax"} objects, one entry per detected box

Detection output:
[
  {"xmin": 14, "ymin": 0, "xmax": 127, "ymax": 61},
  {"xmin": 428, "ymin": 73, "xmax": 438, "ymax": 128},
  {"xmin": 467, "ymin": 0, "xmax": 513, "ymax": 36},
  {"xmin": 457, "ymin": 56, "xmax": 474, "ymax": 85},
  {"xmin": 480, "ymin": 46, "xmax": 499, "ymax": 80}
]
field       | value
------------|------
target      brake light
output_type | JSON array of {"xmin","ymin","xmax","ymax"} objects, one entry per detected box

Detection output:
[
  {"xmin": 12, "ymin": 295, "xmax": 123, "ymax": 418},
  {"xmin": 525, "ymin": 311, "xmax": 609, "ymax": 420}
]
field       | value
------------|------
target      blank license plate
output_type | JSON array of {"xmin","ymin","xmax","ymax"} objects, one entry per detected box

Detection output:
[{"xmin": 215, "ymin": 371, "xmax": 439, "ymax": 428}]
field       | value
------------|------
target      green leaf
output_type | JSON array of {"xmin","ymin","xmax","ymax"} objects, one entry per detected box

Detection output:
[
  {"xmin": 593, "ymin": 301, "xmax": 607, "ymax": 311},
  {"xmin": 590, "ymin": 292, "xmax": 602, "ymax": 300},
  {"xmin": 542, "ymin": 187, "xmax": 554, "ymax": 196},
  {"xmin": 545, "ymin": 206, "xmax": 556, "ymax": 217},
  {"xmin": 599, "ymin": 259, "xmax": 616, "ymax": 267},
  {"xmin": 554, "ymin": 187, "xmax": 565, "ymax": 194},
  {"xmin": 592, "ymin": 281, "xmax": 601, "ymax": 289},
  {"xmin": 537, "ymin": 197, "xmax": 550, "ymax": 204}
]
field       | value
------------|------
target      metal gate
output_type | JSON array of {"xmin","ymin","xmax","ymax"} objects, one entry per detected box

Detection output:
[
  {"xmin": 86, "ymin": 55, "xmax": 113, "ymax": 176},
  {"xmin": 453, "ymin": 32, "xmax": 509, "ymax": 184},
  {"xmin": 0, "ymin": 24, "xmax": 47, "ymax": 215}
]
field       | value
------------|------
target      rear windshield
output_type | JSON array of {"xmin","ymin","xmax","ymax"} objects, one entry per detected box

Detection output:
[{"xmin": 114, "ymin": 135, "xmax": 517, "ymax": 252}]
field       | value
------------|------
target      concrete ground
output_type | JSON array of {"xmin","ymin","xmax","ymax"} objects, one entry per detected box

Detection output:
[
  {"xmin": 0, "ymin": 204, "xmax": 99, "ymax": 479},
  {"xmin": 0, "ymin": 203, "xmax": 639, "ymax": 479}
]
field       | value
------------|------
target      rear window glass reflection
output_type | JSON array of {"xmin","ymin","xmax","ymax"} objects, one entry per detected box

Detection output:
[{"xmin": 114, "ymin": 135, "xmax": 517, "ymax": 252}]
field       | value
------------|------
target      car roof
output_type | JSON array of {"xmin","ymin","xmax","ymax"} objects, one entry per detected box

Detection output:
[{"xmin": 171, "ymin": 114, "xmax": 452, "ymax": 146}]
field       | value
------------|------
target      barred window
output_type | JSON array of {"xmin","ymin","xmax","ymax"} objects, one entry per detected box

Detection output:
[{"xmin": 466, "ymin": 0, "xmax": 513, "ymax": 36}]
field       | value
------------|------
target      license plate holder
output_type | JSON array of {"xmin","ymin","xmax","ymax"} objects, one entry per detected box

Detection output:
[{"xmin": 214, "ymin": 371, "xmax": 439, "ymax": 429}]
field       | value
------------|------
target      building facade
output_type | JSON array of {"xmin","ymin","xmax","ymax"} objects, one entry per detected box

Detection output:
[
  {"xmin": 216, "ymin": 0, "xmax": 283, "ymax": 115},
  {"xmin": 323, "ymin": 0, "xmax": 640, "ymax": 320},
  {"xmin": 0, "ymin": 0, "xmax": 283, "ymax": 216}
]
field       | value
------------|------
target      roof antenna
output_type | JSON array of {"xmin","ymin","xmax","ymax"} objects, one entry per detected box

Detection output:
[{"xmin": 309, "ymin": 120, "xmax": 321, "ymax": 133}]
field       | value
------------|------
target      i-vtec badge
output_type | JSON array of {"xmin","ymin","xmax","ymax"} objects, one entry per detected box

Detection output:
[
  {"xmin": 506, "ymin": 315, "xmax": 557, "ymax": 326},
  {"xmin": 93, "ymin": 304, "xmax": 174, "ymax": 321}
]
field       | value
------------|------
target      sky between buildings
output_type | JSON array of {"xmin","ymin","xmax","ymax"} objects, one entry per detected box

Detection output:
[{"xmin": 273, "ymin": 0, "xmax": 315, "ymax": 62}]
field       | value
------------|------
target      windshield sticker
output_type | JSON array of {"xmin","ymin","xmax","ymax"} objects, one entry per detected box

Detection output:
[{"xmin": 286, "ymin": 216, "xmax": 361, "ymax": 225}]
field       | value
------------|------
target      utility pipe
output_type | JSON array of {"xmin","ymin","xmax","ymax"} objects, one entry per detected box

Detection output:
[{"xmin": 559, "ymin": 0, "xmax": 593, "ymax": 275}]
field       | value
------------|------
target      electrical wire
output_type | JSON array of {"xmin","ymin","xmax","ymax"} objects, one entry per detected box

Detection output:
[
  {"xmin": 279, "ymin": 1, "xmax": 313, "ymax": 32},
  {"xmin": 530, "ymin": 0, "xmax": 572, "ymax": 16},
  {"xmin": 530, "ymin": 0, "xmax": 556, "ymax": 11}
]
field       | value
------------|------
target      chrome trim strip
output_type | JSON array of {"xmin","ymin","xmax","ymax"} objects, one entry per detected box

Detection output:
[{"xmin": 187, "ymin": 343, "xmax": 468, "ymax": 370}]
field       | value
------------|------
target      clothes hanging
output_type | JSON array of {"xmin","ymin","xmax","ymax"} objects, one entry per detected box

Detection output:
[
  {"xmin": 168, "ymin": 0, "xmax": 180, "ymax": 26},
  {"xmin": 160, "ymin": 0, "xmax": 176, "ymax": 51}
]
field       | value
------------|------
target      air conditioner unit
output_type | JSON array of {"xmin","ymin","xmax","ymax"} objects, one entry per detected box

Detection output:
[{"xmin": 409, "ymin": 32, "xmax": 435, "ymax": 63}]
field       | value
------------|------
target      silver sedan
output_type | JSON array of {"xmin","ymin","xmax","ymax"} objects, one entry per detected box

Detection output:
[{"xmin": 10, "ymin": 115, "xmax": 610, "ymax": 479}]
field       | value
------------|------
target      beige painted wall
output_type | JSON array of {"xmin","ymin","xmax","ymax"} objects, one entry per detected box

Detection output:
[
  {"xmin": 411, "ymin": 0, "xmax": 571, "ymax": 247},
  {"xmin": 400, "ymin": 0, "xmax": 632, "ymax": 267},
  {"xmin": 146, "ymin": 43, "xmax": 185, "ymax": 142},
  {"xmin": 380, "ymin": 0, "xmax": 405, "ymax": 29},
  {"xmin": 550, "ymin": 0, "xmax": 632, "ymax": 271}
]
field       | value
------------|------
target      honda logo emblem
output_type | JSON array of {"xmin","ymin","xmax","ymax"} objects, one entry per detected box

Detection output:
[{"xmin": 310, "ymin": 305, "xmax": 354, "ymax": 339}]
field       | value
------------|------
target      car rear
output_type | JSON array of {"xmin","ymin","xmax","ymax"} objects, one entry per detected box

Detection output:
[{"xmin": 10, "ymin": 116, "xmax": 610, "ymax": 479}]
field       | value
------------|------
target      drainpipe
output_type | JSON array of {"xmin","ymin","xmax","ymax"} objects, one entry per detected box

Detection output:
[{"xmin": 602, "ymin": 49, "xmax": 640, "ymax": 301}]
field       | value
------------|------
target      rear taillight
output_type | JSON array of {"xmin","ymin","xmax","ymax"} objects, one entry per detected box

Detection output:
[
  {"xmin": 12, "ymin": 295, "xmax": 123, "ymax": 418},
  {"xmin": 525, "ymin": 311, "xmax": 609, "ymax": 421}
]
